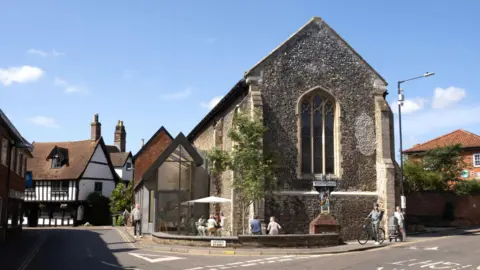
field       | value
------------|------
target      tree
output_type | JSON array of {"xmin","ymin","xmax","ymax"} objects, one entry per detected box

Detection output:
[
  {"xmin": 206, "ymin": 110, "xmax": 277, "ymax": 234},
  {"xmin": 404, "ymin": 144, "xmax": 466, "ymax": 193},
  {"xmin": 109, "ymin": 181, "xmax": 134, "ymax": 214},
  {"xmin": 86, "ymin": 192, "xmax": 111, "ymax": 225}
]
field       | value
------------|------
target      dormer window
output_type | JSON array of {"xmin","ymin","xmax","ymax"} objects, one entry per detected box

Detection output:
[
  {"xmin": 126, "ymin": 162, "xmax": 132, "ymax": 171},
  {"xmin": 47, "ymin": 146, "xmax": 68, "ymax": 169},
  {"xmin": 51, "ymin": 156, "xmax": 62, "ymax": 169}
]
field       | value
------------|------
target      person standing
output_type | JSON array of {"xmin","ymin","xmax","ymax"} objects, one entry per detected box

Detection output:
[
  {"xmin": 131, "ymin": 204, "xmax": 142, "ymax": 238},
  {"xmin": 366, "ymin": 204, "xmax": 381, "ymax": 245},
  {"xmin": 122, "ymin": 208, "xmax": 130, "ymax": 231},
  {"xmin": 267, "ymin": 216, "xmax": 282, "ymax": 235},
  {"xmin": 394, "ymin": 206, "xmax": 406, "ymax": 241},
  {"xmin": 250, "ymin": 216, "xmax": 262, "ymax": 235}
]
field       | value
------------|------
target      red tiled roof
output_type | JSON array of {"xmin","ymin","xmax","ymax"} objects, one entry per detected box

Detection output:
[
  {"xmin": 27, "ymin": 140, "xmax": 99, "ymax": 180},
  {"xmin": 404, "ymin": 129, "xmax": 480, "ymax": 153}
]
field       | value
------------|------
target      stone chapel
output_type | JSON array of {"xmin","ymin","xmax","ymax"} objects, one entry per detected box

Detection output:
[{"xmin": 187, "ymin": 17, "xmax": 398, "ymax": 240}]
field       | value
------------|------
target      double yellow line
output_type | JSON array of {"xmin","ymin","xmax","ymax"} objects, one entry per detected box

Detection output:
[{"xmin": 115, "ymin": 227, "xmax": 136, "ymax": 249}]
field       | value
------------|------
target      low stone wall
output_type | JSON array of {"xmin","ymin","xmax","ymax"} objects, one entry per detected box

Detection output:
[
  {"xmin": 152, "ymin": 232, "xmax": 341, "ymax": 248},
  {"xmin": 152, "ymin": 233, "xmax": 241, "ymax": 248},
  {"xmin": 238, "ymin": 233, "xmax": 341, "ymax": 248}
]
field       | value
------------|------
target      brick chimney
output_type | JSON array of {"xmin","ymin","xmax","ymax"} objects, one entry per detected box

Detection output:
[
  {"xmin": 114, "ymin": 120, "xmax": 126, "ymax": 152},
  {"xmin": 91, "ymin": 113, "xmax": 101, "ymax": 141},
  {"xmin": 141, "ymin": 138, "xmax": 145, "ymax": 147}
]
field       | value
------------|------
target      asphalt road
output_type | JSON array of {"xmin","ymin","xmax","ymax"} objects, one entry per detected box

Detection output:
[{"xmin": 19, "ymin": 227, "xmax": 480, "ymax": 270}]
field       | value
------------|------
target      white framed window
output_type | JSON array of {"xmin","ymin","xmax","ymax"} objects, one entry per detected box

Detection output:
[
  {"xmin": 51, "ymin": 158, "xmax": 62, "ymax": 169},
  {"xmin": 473, "ymin": 153, "xmax": 480, "ymax": 168},
  {"xmin": 126, "ymin": 162, "xmax": 132, "ymax": 171},
  {"xmin": 0, "ymin": 138, "xmax": 7, "ymax": 167}
]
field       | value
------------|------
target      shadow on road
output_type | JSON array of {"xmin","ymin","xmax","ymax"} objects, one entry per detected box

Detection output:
[
  {"xmin": 407, "ymin": 225, "xmax": 480, "ymax": 239},
  {"xmin": 1, "ymin": 227, "xmax": 139, "ymax": 270}
]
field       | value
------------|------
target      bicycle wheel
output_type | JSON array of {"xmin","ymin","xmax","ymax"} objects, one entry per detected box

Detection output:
[
  {"xmin": 378, "ymin": 228, "xmax": 386, "ymax": 244},
  {"xmin": 357, "ymin": 229, "xmax": 369, "ymax": 245}
]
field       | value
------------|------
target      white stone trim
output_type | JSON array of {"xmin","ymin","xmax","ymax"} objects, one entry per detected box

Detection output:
[
  {"xmin": 330, "ymin": 191, "xmax": 377, "ymax": 196},
  {"xmin": 273, "ymin": 190, "xmax": 320, "ymax": 196}
]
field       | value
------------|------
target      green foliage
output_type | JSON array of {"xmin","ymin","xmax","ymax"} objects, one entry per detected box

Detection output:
[
  {"xmin": 115, "ymin": 215, "xmax": 124, "ymax": 226},
  {"xmin": 109, "ymin": 181, "xmax": 134, "ymax": 214},
  {"xmin": 206, "ymin": 109, "xmax": 277, "ymax": 232},
  {"xmin": 85, "ymin": 192, "xmax": 111, "ymax": 225},
  {"xmin": 453, "ymin": 179, "xmax": 480, "ymax": 195},
  {"xmin": 404, "ymin": 161, "xmax": 446, "ymax": 192},
  {"xmin": 422, "ymin": 144, "xmax": 465, "ymax": 183},
  {"xmin": 404, "ymin": 144, "xmax": 480, "ymax": 195}
]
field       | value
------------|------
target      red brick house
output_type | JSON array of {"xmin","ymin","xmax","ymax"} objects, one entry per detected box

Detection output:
[
  {"xmin": 0, "ymin": 109, "xmax": 32, "ymax": 243},
  {"xmin": 404, "ymin": 129, "xmax": 480, "ymax": 179}
]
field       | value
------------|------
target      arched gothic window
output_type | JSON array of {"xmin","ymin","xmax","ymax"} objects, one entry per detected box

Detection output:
[{"xmin": 300, "ymin": 92, "xmax": 335, "ymax": 175}]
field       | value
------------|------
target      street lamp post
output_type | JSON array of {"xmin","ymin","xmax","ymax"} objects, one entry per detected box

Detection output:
[{"xmin": 397, "ymin": 71, "xmax": 435, "ymax": 216}]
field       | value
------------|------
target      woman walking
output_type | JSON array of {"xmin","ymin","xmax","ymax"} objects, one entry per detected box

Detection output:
[{"xmin": 394, "ymin": 206, "xmax": 406, "ymax": 241}]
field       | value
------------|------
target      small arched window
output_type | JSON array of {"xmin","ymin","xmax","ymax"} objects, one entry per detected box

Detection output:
[{"xmin": 299, "ymin": 91, "xmax": 335, "ymax": 175}]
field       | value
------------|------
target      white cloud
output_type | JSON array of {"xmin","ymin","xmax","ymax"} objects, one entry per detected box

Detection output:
[
  {"xmin": 0, "ymin": 66, "xmax": 44, "ymax": 86},
  {"xmin": 400, "ymin": 106, "xmax": 480, "ymax": 138},
  {"xmin": 391, "ymin": 98, "xmax": 427, "ymax": 114},
  {"xmin": 27, "ymin": 49, "xmax": 65, "ymax": 57},
  {"xmin": 28, "ymin": 116, "xmax": 60, "ymax": 128},
  {"xmin": 160, "ymin": 88, "xmax": 192, "ymax": 100},
  {"xmin": 432, "ymin": 86, "xmax": 466, "ymax": 109},
  {"xmin": 200, "ymin": 96, "xmax": 223, "ymax": 109},
  {"xmin": 206, "ymin": 38, "xmax": 216, "ymax": 44},
  {"xmin": 54, "ymin": 77, "xmax": 85, "ymax": 94}
]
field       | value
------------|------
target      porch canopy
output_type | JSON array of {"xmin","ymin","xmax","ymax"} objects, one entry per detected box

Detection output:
[
  {"xmin": 182, "ymin": 196, "xmax": 232, "ymax": 205},
  {"xmin": 141, "ymin": 132, "xmax": 206, "ymax": 234}
]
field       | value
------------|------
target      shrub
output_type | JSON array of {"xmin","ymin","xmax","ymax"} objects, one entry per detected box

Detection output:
[
  {"xmin": 453, "ymin": 179, "xmax": 480, "ymax": 195},
  {"xmin": 116, "ymin": 215, "xmax": 124, "ymax": 226},
  {"xmin": 85, "ymin": 192, "xmax": 111, "ymax": 225}
]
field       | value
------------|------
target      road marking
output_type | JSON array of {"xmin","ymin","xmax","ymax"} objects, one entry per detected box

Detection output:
[
  {"xmin": 86, "ymin": 247, "xmax": 93, "ymax": 258},
  {"xmin": 17, "ymin": 235, "xmax": 46, "ymax": 270},
  {"xmin": 128, "ymin": 253, "xmax": 185, "ymax": 263},
  {"xmin": 115, "ymin": 228, "xmax": 135, "ymax": 248},
  {"xmin": 240, "ymin": 263, "xmax": 257, "ymax": 267},
  {"xmin": 424, "ymin": 246, "xmax": 439, "ymax": 251},
  {"xmin": 100, "ymin": 261, "xmax": 142, "ymax": 269}
]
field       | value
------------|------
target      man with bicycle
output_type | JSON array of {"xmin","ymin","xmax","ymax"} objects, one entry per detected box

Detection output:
[{"xmin": 366, "ymin": 203, "xmax": 381, "ymax": 245}]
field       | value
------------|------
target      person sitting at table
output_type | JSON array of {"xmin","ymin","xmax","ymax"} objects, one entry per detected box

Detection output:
[
  {"xmin": 207, "ymin": 215, "xmax": 217, "ymax": 236},
  {"xmin": 197, "ymin": 215, "xmax": 206, "ymax": 235}
]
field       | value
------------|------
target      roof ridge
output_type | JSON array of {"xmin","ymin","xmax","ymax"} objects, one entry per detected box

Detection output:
[
  {"xmin": 405, "ymin": 129, "xmax": 463, "ymax": 151},
  {"xmin": 32, "ymin": 139, "xmax": 95, "ymax": 145}
]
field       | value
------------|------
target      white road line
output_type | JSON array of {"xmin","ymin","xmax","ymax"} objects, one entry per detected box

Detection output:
[
  {"xmin": 245, "ymin": 259, "xmax": 264, "ymax": 263},
  {"xmin": 240, "ymin": 263, "xmax": 257, "ymax": 267},
  {"xmin": 226, "ymin": 262, "xmax": 245, "ymax": 266},
  {"xmin": 206, "ymin": 265, "xmax": 225, "ymax": 268},
  {"xmin": 184, "ymin": 267, "xmax": 204, "ymax": 270},
  {"xmin": 100, "ymin": 261, "xmax": 142, "ymax": 270},
  {"xmin": 17, "ymin": 236, "xmax": 46, "ymax": 270},
  {"xmin": 278, "ymin": 258, "xmax": 293, "ymax": 262}
]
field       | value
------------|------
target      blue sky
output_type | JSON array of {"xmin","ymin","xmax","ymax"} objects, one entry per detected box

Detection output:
[{"xmin": 1, "ymin": 1, "xmax": 479, "ymax": 158}]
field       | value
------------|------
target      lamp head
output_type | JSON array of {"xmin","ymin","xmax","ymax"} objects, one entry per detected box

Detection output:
[{"xmin": 423, "ymin": 72, "xmax": 435, "ymax": 77}]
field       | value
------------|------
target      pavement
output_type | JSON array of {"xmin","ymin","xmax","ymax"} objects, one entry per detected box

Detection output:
[{"xmin": 1, "ymin": 226, "xmax": 479, "ymax": 270}]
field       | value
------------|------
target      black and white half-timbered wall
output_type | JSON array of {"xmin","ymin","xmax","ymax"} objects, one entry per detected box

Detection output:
[{"xmin": 25, "ymin": 135, "xmax": 119, "ymax": 227}]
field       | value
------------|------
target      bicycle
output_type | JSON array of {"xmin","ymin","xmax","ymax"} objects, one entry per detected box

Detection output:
[{"xmin": 357, "ymin": 221, "xmax": 385, "ymax": 245}]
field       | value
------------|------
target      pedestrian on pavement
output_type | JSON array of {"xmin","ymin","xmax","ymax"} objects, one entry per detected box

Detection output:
[
  {"xmin": 131, "ymin": 204, "xmax": 142, "ymax": 238},
  {"xmin": 250, "ymin": 216, "xmax": 262, "ymax": 235},
  {"xmin": 122, "ymin": 208, "xmax": 130, "ymax": 231},
  {"xmin": 394, "ymin": 206, "xmax": 406, "ymax": 241},
  {"xmin": 267, "ymin": 216, "xmax": 281, "ymax": 235},
  {"xmin": 366, "ymin": 203, "xmax": 381, "ymax": 245}
]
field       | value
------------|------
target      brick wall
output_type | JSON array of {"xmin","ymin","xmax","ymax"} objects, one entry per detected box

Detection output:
[
  {"xmin": 134, "ymin": 129, "xmax": 172, "ymax": 185},
  {"xmin": 407, "ymin": 192, "xmax": 480, "ymax": 226}
]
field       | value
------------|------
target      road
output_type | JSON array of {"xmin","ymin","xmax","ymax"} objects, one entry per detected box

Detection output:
[{"xmin": 16, "ymin": 227, "xmax": 480, "ymax": 270}]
